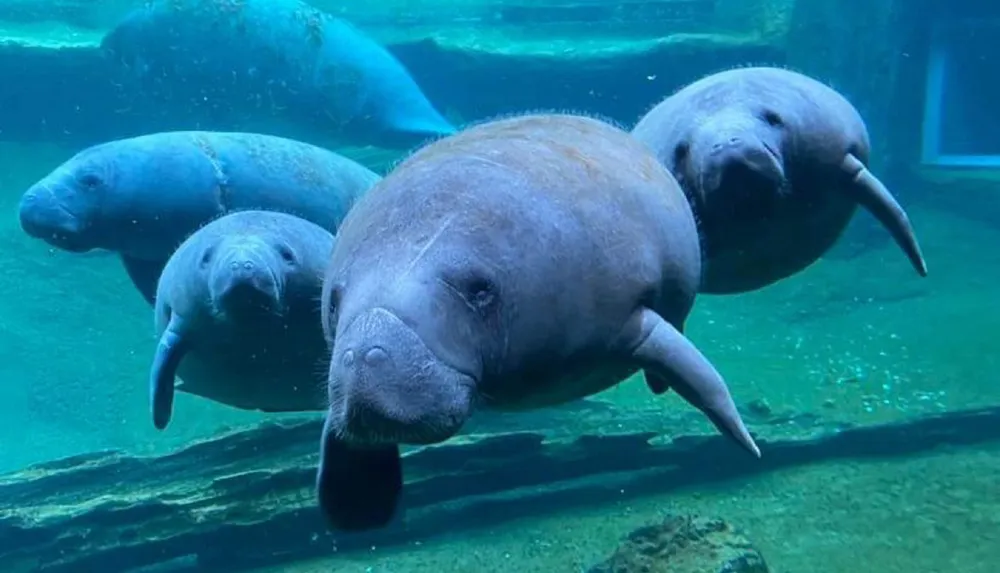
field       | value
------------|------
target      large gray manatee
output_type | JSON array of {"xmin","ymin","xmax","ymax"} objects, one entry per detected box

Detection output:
[
  {"xmin": 150, "ymin": 210, "xmax": 333, "ymax": 430},
  {"xmin": 100, "ymin": 0, "xmax": 455, "ymax": 149},
  {"xmin": 315, "ymin": 113, "xmax": 760, "ymax": 532},
  {"xmin": 631, "ymin": 66, "xmax": 927, "ymax": 294},
  {"xmin": 18, "ymin": 131, "xmax": 379, "ymax": 304}
]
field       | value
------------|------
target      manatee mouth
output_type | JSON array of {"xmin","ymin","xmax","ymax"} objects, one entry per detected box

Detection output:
[
  {"xmin": 701, "ymin": 139, "xmax": 787, "ymax": 207},
  {"xmin": 331, "ymin": 364, "xmax": 478, "ymax": 447},
  {"xmin": 42, "ymin": 230, "xmax": 92, "ymax": 253},
  {"xmin": 18, "ymin": 189, "xmax": 91, "ymax": 252},
  {"xmin": 327, "ymin": 307, "xmax": 478, "ymax": 447},
  {"xmin": 334, "ymin": 374, "xmax": 477, "ymax": 447},
  {"xmin": 723, "ymin": 141, "xmax": 783, "ymax": 184},
  {"xmin": 210, "ymin": 269, "xmax": 285, "ymax": 319},
  {"xmin": 760, "ymin": 142, "xmax": 789, "ymax": 191}
]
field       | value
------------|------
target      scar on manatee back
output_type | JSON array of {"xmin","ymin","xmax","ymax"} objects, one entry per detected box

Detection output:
[{"xmin": 192, "ymin": 135, "xmax": 230, "ymax": 210}]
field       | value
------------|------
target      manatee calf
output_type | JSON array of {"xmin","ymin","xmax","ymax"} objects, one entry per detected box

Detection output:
[
  {"xmin": 150, "ymin": 210, "xmax": 333, "ymax": 429},
  {"xmin": 631, "ymin": 66, "xmax": 927, "ymax": 294},
  {"xmin": 18, "ymin": 131, "xmax": 379, "ymax": 304},
  {"xmin": 101, "ymin": 0, "xmax": 455, "ymax": 149},
  {"xmin": 315, "ymin": 113, "xmax": 761, "ymax": 532}
]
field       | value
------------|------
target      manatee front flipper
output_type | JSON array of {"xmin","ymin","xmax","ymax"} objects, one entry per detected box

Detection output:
[
  {"xmin": 149, "ymin": 316, "xmax": 189, "ymax": 430},
  {"xmin": 841, "ymin": 154, "xmax": 928, "ymax": 277},
  {"xmin": 626, "ymin": 307, "xmax": 761, "ymax": 458},
  {"xmin": 121, "ymin": 255, "xmax": 168, "ymax": 306},
  {"xmin": 316, "ymin": 417, "xmax": 403, "ymax": 531}
]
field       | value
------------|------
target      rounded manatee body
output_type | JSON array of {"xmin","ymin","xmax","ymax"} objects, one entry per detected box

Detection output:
[
  {"xmin": 17, "ymin": 130, "xmax": 380, "ymax": 304},
  {"xmin": 315, "ymin": 113, "xmax": 761, "ymax": 532},
  {"xmin": 101, "ymin": 0, "xmax": 455, "ymax": 149},
  {"xmin": 150, "ymin": 210, "xmax": 334, "ymax": 429},
  {"xmin": 631, "ymin": 66, "xmax": 927, "ymax": 294}
]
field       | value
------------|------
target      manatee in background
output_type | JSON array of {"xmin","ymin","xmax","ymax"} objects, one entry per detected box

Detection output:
[
  {"xmin": 18, "ymin": 131, "xmax": 380, "ymax": 304},
  {"xmin": 315, "ymin": 113, "xmax": 760, "ymax": 531},
  {"xmin": 150, "ymin": 210, "xmax": 333, "ymax": 430},
  {"xmin": 631, "ymin": 66, "xmax": 927, "ymax": 294},
  {"xmin": 100, "ymin": 0, "xmax": 455, "ymax": 149}
]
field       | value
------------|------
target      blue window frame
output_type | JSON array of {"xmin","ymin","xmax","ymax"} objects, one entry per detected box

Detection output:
[{"xmin": 921, "ymin": 19, "xmax": 1000, "ymax": 167}]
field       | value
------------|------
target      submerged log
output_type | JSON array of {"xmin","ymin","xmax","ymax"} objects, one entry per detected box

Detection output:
[{"xmin": 0, "ymin": 401, "xmax": 998, "ymax": 572}]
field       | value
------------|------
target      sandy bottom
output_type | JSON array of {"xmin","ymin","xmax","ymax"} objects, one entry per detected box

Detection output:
[{"xmin": 259, "ymin": 441, "xmax": 1000, "ymax": 572}]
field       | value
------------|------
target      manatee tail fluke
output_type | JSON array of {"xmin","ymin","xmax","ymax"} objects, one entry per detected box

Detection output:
[
  {"xmin": 316, "ymin": 416, "xmax": 404, "ymax": 531},
  {"xmin": 630, "ymin": 308, "xmax": 761, "ymax": 458},
  {"xmin": 842, "ymin": 154, "xmax": 928, "ymax": 277},
  {"xmin": 149, "ymin": 322, "xmax": 188, "ymax": 430}
]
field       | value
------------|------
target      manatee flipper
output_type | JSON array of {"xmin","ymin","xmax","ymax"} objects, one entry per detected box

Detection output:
[
  {"xmin": 121, "ymin": 255, "xmax": 167, "ymax": 305},
  {"xmin": 316, "ymin": 416, "xmax": 403, "ymax": 531},
  {"xmin": 149, "ymin": 316, "xmax": 189, "ymax": 430},
  {"xmin": 627, "ymin": 307, "xmax": 760, "ymax": 457},
  {"xmin": 840, "ymin": 154, "xmax": 928, "ymax": 277}
]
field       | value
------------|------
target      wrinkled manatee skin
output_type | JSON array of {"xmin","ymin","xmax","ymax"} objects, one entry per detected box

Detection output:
[
  {"xmin": 100, "ymin": 0, "xmax": 455, "ymax": 149},
  {"xmin": 18, "ymin": 131, "xmax": 380, "ymax": 303}
]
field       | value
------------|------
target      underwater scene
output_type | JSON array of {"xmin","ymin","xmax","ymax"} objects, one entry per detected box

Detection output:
[{"xmin": 0, "ymin": 0, "xmax": 998, "ymax": 571}]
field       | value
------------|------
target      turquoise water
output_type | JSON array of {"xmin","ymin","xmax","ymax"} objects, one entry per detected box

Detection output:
[{"xmin": 0, "ymin": 0, "xmax": 998, "ymax": 571}]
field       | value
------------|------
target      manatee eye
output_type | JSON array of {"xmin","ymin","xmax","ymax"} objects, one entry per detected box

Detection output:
[
  {"xmin": 276, "ymin": 245, "xmax": 296, "ymax": 264},
  {"xmin": 324, "ymin": 284, "xmax": 342, "ymax": 341},
  {"xmin": 762, "ymin": 110, "xmax": 784, "ymax": 127},
  {"xmin": 199, "ymin": 247, "xmax": 214, "ymax": 268},
  {"xmin": 79, "ymin": 173, "xmax": 102, "ymax": 190},
  {"xmin": 673, "ymin": 141, "xmax": 690, "ymax": 165},
  {"xmin": 327, "ymin": 292, "xmax": 338, "ymax": 316},
  {"xmin": 465, "ymin": 277, "xmax": 496, "ymax": 310}
]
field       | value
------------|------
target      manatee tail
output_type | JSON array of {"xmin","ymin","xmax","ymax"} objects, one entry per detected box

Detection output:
[
  {"xmin": 629, "ymin": 308, "xmax": 761, "ymax": 458},
  {"xmin": 316, "ymin": 415, "xmax": 404, "ymax": 531},
  {"xmin": 149, "ymin": 317, "xmax": 189, "ymax": 430},
  {"xmin": 841, "ymin": 154, "xmax": 928, "ymax": 277}
]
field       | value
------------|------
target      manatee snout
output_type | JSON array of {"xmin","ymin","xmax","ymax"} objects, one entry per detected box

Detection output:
[
  {"xmin": 700, "ymin": 133, "xmax": 786, "ymax": 199},
  {"xmin": 327, "ymin": 307, "xmax": 475, "ymax": 446},
  {"xmin": 18, "ymin": 184, "xmax": 90, "ymax": 252},
  {"xmin": 208, "ymin": 242, "xmax": 285, "ymax": 316}
]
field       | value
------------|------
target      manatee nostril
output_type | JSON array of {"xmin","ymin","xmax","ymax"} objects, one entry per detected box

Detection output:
[
  {"xmin": 712, "ymin": 138, "xmax": 742, "ymax": 153},
  {"xmin": 228, "ymin": 260, "xmax": 256, "ymax": 272},
  {"xmin": 342, "ymin": 350, "xmax": 355, "ymax": 368},
  {"xmin": 364, "ymin": 347, "xmax": 388, "ymax": 366}
]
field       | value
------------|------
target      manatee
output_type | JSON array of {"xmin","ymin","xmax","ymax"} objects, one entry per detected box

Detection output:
[
  {"xmin": 631, "ymin": 66, "xmax": 927, "ymax": 294},
  {"xmin": 150, "ymin": 210, "xmax": 333, "ymax": 429},
  {"xmin": 18, "ymin": 131, "xmax": 379, "ymax": 304},
  {"xmin": 100, "ymin": 0, "xmax": 455, "ymax": 149},
  {"xmin": 315, "ymin": 113, "xmax": 761, "ymax": 532}
]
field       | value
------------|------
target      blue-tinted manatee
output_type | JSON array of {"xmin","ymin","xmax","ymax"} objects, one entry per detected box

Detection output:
[
  {"xmin": 315, "ymin": 113, "xmax": 761, "ymax": 532},
  {"xmin": 150, "ymin": 210, "xmax": 333, "ymax": 429},
  {"xmin": 100, "ymin": 0, "xmax": 455, "ymax": 149},
  {"xmin": 18, "ymin": 131, "xmax": 379, "ymax": 304},
  {"xmin": 631, "ymin": 66, "xmax": 927, "ymax": 294}
]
